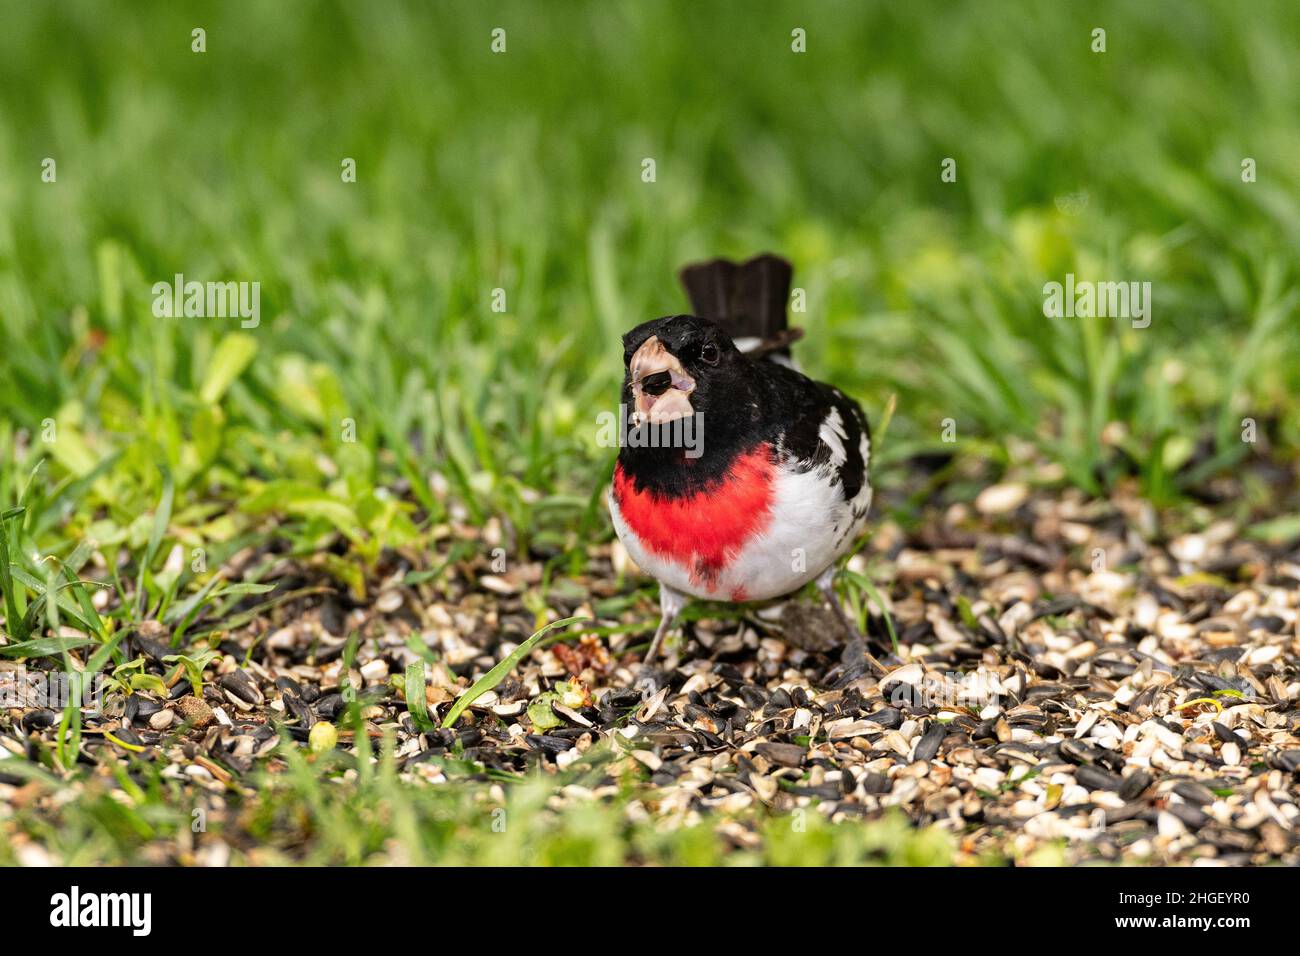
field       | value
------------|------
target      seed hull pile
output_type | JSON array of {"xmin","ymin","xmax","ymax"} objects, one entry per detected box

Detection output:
[{"xmin": 3, "ymin": 484, "xmax": 1299, "ymax": 865}]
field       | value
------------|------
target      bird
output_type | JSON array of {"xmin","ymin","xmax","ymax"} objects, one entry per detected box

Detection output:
[{"xmin": 607, "ymin": 253, "xmax": 883, "ymax": 685}]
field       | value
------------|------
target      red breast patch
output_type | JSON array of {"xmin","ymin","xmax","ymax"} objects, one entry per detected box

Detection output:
[{"xmin": 613, "ymin": 446, "xmax": 776, "ymax": 591}]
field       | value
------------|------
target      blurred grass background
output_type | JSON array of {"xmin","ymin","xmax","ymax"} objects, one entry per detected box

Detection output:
[
  {"xmin": 1, "ymin": 0, "xmax": 1299, "ymax": 864},
  {"xmin": 2, "ymin": 0, "xmax": 1298, "ymax": 565}
]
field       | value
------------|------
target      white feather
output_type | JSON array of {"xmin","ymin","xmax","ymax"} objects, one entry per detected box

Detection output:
[
  {"xmin": 818, "ymin": 408, "xmax": 848, "ymax": 467},
  {"xmin": 609, "ymin": 455, "xmax": 871, "ymax": 603}
]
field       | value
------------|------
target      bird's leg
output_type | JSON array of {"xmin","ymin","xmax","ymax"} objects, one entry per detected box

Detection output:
[
  {"xmin": 817, "ymin": 567, "xmax": 887, "ymax": 685},
  {"xmin": 635, "ymin": 584, "xmax": 687, "ymax": 698},
  {"xmin": 643, "ymin": 583, "xmax": 687, "ymax": 667}
]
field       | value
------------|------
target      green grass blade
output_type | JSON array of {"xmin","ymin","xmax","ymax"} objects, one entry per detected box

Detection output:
[
  {"xmin": 442, "ymin": 616, "xmax": 586, "ymax": 728},
  {"xmin": 0, "ymin": 635, "xmax": 97, "ymax": 659},
  {"xmin": 404, "ymin": 660, "xmax": 435, "ymax": 732},
  {"xmin": 839, "ymin": 569, "xmax": 900, "ymax": 656},
  {"xmin": 143, "ymin": 466, "xmax": 175, "ymax": 570},
  {"xmin": 0, "ymin": 507, "xmax": 29, "ymax": 641}
]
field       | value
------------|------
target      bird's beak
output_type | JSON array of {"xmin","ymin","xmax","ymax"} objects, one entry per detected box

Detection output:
[{"xmin": 629, "ymin": 336, "xmax": 696, "ymax": 425}]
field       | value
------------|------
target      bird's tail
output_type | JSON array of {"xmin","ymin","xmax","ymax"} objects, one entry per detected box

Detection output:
[{"xmin": 678, "ymin": 253, "xmax": 802, "ymax": 360}]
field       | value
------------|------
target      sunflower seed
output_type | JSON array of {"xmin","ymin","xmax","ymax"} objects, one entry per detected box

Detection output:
[
  {"xmin": 1119, "ymin": 769, "xmax": 1153, "ymax": 801},
  {"xmin": 1075, "ymin": 765, "xmax": 1123, "ymax": 791},
  {"xmin": 914, "ymin": 722, "xmax": 946, "ymax": 763},
  {"xmin": 755, "ymin": 742, "xmax": 805, "ymax": 768},
  {"xmin": 1173, "ymin": 781, "xmax": 1215, "ymax": 806}
]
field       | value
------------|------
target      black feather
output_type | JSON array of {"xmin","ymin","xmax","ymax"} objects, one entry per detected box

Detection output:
[
  {"xmin": 617, "ymin": 312, "xmax": 869, "ymax": 508},
  {"xmin": 678, "ymin": 253, "xmax": 793, "ymax": 345}
]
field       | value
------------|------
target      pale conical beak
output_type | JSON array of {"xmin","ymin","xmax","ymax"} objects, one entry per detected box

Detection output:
[{"xmin": 629, "ymin": 336, "xmax": 696, "ymax": 425}]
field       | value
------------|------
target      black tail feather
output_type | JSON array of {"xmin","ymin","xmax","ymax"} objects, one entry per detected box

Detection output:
[{"xmin": 679, "ymin": 253, "xmax": 793, "ymax": 343}]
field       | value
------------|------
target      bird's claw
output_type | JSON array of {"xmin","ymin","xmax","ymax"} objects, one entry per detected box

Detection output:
[{"xmin": 633, "ymin": 665, "xmax": 667, "ymax": 699}]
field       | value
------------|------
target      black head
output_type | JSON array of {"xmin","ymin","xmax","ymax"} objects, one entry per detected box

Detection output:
[
  {"xmin": 620, "ymin": 315, "xmax": 749, "ymax": 427},
  {"xmin": 616, "ymin": 314, "xmax": 764, "ymax": 494}
]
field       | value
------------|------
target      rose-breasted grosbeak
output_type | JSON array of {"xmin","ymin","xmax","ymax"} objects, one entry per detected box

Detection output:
[{"xmin": 609, "ymin": 253, "xmax": 882, "ymax": 684}]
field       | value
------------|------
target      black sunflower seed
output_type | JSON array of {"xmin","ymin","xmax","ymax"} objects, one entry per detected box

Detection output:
[
  {"xmin": 682, "ymin": 703, "xmax": 706, "ymax": 723},
  {"xmin": 1119, "ymin": 769, "xmax": 1153, "ymax": 801},
  {"xmin": 710, "ymin": 698, "xmax": 738, "ymax": 718},
  {"xmin": 314, "ymin": 693, "xmax": 344, "ymax": 719},
  {"xmin": 218, "ymin": 671, "xmax": 259, "ymax": 704},
  {"xmin": 526, "ymin": 734, "xmax": 572, "ymax": 755},
  {"xmin": 1167, "ymin": 802, "xmax": 1210, "ymax": 829},
  {"xmin": 1272, "ymin": 750, "xmax": 1300, "ymax": 774},
  {"xmin": 1075, "ymin": 765, "xmax": 1123, "ymax": 791},
  {"xmin": 21, "ymin": 709, "xmax": 57, "ymax": 732},
  {"xmin": 1024, "ymin": 683, "xmax": 1069, "ymax": 702},
  {"xmin": 1192, "ymin": 673, "xmax": 1250, "ymax": 695},
  {"xmin": 696, "ymin": 729, "xmax": 726, "ymax": 749},
  {"xmin": 1095, "ymin": 748, "xmax": 1127, "ymax": 773},
  {"xmin": 755, "ymin": 742, "xmax": 805, "ymax": 767},
  {"xmin": 284, "ymin": 694, "xmax": 315, "ymax": 728},
  {"xmin": 134, "ymin": 634, "xmax": 171, "ymax": 662},
  {"xmin": 1206, "ymin": 723, "xmax": 1237, "ymax": 749},
  {"xmin": 604, "ymin": 688, "xmax": 641, "ymax": 708},
  {"xmin": 712, "ymin": 663, "xmax": 745, "ymax": 687},
  {"xmin": 790, "ymin": 783, "xmax": 841, "ymax": 800},
  {"xmin": 1059, "ymin": 739, "xmax": 1100, "ymax": 765},
  {"xmin": 861, "ymin": 771, "xmax": 891, "ymax": 794},
  {"xmin": 914, "ymin": 722, "xmax": 946, "ymax": 763},
  {"xmin": 865, "ymin": 707, "xmax": 903, "ymax": 729},
  {"xmin": 1127, "ymin": 685, "xmax": 1159, "ymax": 712},
  {"xmin": 1027, "ymin": 658, "xmax": 1065, "ymax": 679},
  {"xmin": 1250, "ymin": 615, "xmax": 1285, "ymax": 633},
  {"xmin": 422, "ymin": 728, "xmax": 455, "ymax": 749},
  {"xmin": 738, "ymin": 685, "xmax": 766, "ymax": 710},
  {"xmin": 1174, "ymin": 781, "xmax": 1216, "ymax": 806},
  {"xmin": 1091, "ymin": 658, "xmax": 1135, "ymax": 677},
  {"xmin": 133, "ymin": 697, "xmax": 164, "ymax": 719}
]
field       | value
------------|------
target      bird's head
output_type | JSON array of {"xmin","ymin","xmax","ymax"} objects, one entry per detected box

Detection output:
[{"xmin": 620, "ymin": 314, "xmax": 745, "ymax": 428}]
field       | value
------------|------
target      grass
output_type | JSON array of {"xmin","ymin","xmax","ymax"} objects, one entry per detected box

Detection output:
[
  {"xmin": 1, "ymin": 728, "xmax": 960, "ymax": 866},
  {"xmin": 438, "ymin": 615, "xmax": 586, "ymax": 728},
  {"xmin": 0, "ymin": 0, "xmax": 1298, "ymax": 864}
]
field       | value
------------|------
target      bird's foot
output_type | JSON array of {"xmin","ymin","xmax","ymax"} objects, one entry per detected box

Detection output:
[{"xmin": 635, "ymin": 584, "xmax": 686, "ymax": 691}]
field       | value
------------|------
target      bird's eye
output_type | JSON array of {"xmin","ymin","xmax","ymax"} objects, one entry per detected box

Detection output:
[{"xmin": 700, "ymin": 342, "xmax": 719, "ymax": 365}]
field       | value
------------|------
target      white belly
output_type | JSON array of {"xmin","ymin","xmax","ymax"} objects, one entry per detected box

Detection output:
[{"xmin": 609, "ymin": 461, "xmax": 871, "ymax": 603}]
